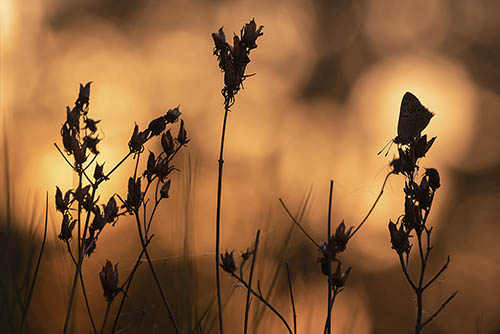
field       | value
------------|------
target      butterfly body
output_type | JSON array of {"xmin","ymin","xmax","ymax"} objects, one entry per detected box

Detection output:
[{"xmin": 394, "ymin": 92, "xmax": 434, "ymax": 145}]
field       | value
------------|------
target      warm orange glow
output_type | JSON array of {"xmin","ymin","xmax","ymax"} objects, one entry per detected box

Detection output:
[{"xmin": 3, "ymin": 1, "xmax": 499, "ymax": 333}]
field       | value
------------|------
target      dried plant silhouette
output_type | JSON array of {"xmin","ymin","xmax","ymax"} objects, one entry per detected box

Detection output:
[
  {"xmin": 2, "ymin": 16, "xmax": 461, "ymax": 334},
  {"xmin": 386, "ymin": 92, "xmax": 458, "ymax": 333},
  {"xmin": 54, "ymin": 82, "xmax": 189, "ymax": 333},
  {"xmin": 211, "ymin": 19, "xmax": 263, "ymax": 334}
]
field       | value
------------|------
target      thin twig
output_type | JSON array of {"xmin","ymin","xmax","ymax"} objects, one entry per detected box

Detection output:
[
  {"xmin": 232, "ymin": 274, "xmax": 293, "ymax": 334},
  {"xmin": 244, "ymin": 230, "xmax": 261, "ymax": 334},
  {"xmin": 423, "ymin": 256, "xmax": 450, "ymax": 291},
  {"xmin": 285, "ymin": 263, "xmax": 297, "ymax": 334},
  {"xmin": 101, "ymin": 151, "xmax": 133, "ymax": 184},
  {"xmin": 421, "ymin": 290, "xmax": 459, "ymax": 328},
  {"xmin": 349, "ymin": 171, "xmax": 393, "ymax": 240},
  {"xmin": 279, "ymin": 198, "xmax": 321, "ymax": 250}
]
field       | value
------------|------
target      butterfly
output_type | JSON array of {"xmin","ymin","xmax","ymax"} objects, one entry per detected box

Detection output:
[{"xmin": 379, "ymin": 92, "xmax": 434, "ymax": 155}]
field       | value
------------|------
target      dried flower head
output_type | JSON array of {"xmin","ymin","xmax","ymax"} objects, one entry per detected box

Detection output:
[
  {"xmin": 220, "ymin": 250, "xmax": 236, "ymax": 274},
  {"xmin": 331, "ymin": 263, "xmax": 352, "ymax": 289},
  {"xmin": 388, "ymin": 221, "xmax": 411, "ymax": 255},
  {"xmin": 99, "ymin": 260, "xmax": 120, "ymax": 302}
]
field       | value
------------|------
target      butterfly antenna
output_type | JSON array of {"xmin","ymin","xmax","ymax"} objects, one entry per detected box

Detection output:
[{"xmin": 377, "ymin": 138, "xmax": 394, "ymax": 156}]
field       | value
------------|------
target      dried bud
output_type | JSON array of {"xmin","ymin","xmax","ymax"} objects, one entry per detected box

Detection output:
[
  {"xmin": 161, "ymin": 130, "xmax": 175, "ymax": 156},
  {"xmin": 73, "ymin": 141, "xmax": 88, "ymax": 165},
  {"xmin": 403, "ymin": 196, "xmax": 420, "ymax": 231},
  {"xmin": 61, "ymin": 123, "xmax": 75, "ymax": 154},
  {"xmin": 104, "ymin": 197, "xmax": 118, "ymax": 223},
  {"xmin": 126, "ymin": 177, "xmax": 142, "ymax": 210},
  {"xmin": 144, "ymin": 151, "xmax": 157, "ymax": 181},
  {"xmin": 241, "ymin": 248, "xmax": 252, "ymax": 261},
  {"xmin": 165, "ymin": 107, "xmax": 182, "ymax": 123},
  {"xmin": 212, "ymin": 27, "xmax": 227, "ymax": 53},
  {"xmin": 99, "ymin": 260, "xmax": 120, "ymax": 302},
  {"xmin": 160, "ymin": 179, "xmax": 171, "ymax": 199},
  {"xmin": 76, "ymin": 82, "xmax": 92, "ymax": 109},
  {"xmin": 91, "ymin": 206, "xmax": 105, "ymax": 231},
  {"xmin": 128, "ymin": 124, "xmax": 147, "ymax": 153},
  {"xmin": 240, "ymin": 19, "xmax": 263, "ymax": 50},
  {"xmin": 83, "ymin": 135, "xmax": 100, "ymax": 155},
  {"xmin": 414, "ymin": 135, "xmax": 436, "ymax": 159},
  {"xmin": 232, "ymin": 35, "xmax": 250, "ymax": 64},
  {"xmin": 73, "ymin": 185, "xmax": 91, "ymax": 204},
  {"xmin": 220, "ymin": 250, "xmax": 236, "ymax": 274},
  {"xmin": 399, "ymin": 147, "xmax": 416, "ymax": 174},
  {"xmin": 425, "ymin": 168, "xmax": 440, "ymax": 190},
  {"xmin": 388, "ymin": 221, "xmax": 411, "ymax": 255},
  {"xmin": 84, "ymin": 118, "xmax": 100, "ymax": 133},
  {"xmin": 390, "ymin": 157, "xmax": 403, "ymax": 174},
  {"xmin": 147, "ymin": 116, "xmax": 166, "ymax": 137},
  {"xmin": 94, "ymin": 162, "xmax": 108, "ymax": 182},
  {"xmin": 66, "ymin": 106, "xmax": 80, "ymax": 130},
  {"xmin": 331, "ymin": 263, "xmax": 352, "ymax": 289},
  {"xmin": 83, "ymin": 235, "xmax": 96, "ymax": 257},
  {"xmin": 416, "ymin": 176, "xmax": 432, "ymax": 210},
  {"xmin": 55, "ymin": 186, "xmax": 71, "ymax": 212},
  {"xmin": 58, "ymin": 214, "xmax": 76, "ymax": 241},
  {"xmin": 177, "ymin": 119, "xmax": 190, "ymax": 145},
  {"xmin": 156, "ymin": 158, "xmax": 176, "ymax": 181}
]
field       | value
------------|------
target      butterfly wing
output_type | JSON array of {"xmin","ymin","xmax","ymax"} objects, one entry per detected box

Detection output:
[{"xmin": 396, "ymin": 92, "xmax": 434, "ymax": 144}]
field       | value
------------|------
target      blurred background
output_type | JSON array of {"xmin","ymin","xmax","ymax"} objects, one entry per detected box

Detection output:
[{"xmin": 1, "ymin": 0, "xmax": 499, "ymax": 333}]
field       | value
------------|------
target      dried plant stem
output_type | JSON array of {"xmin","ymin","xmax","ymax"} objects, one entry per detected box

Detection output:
[
  {"xmin": 278, "ymin": 198, "xmax": 321, "ymax": 250},
  {"xmin": 231, "ymin": 274, "xmax": 293, "ymax": 334},
  {"xmin": 103, "ymin": 151, "xmax": 133, "ymax": 182},
  {"xmin": 323, "ymin": 289, "xmax": 340, "ymax": 334},
  {"xmin": 111, "ymin": 234, "xmax": 154, "ymax": 333},
  {"xmin": 134, "ymin": 212, "xmax": 180, "ymax": 333},
  {"xmin": 20, "ymin": 192, "xmax": 48, "ymax": 332},
  {"xmin": 215, "ymin": 101, "xmax": 230, "ymax": 333},
  {"xmin": 64, "ymin": 251, "xmax": 85, "ymax": 333},
  {"xmin": 394, "ymin": 174, "xmax": 458, "ymax": 333},
  {"xmin": 421, "ymin": 290, "xmax": 459, "ymax": 329},
  {"xmin": 285, "ymin": 263, "xmax": 297, "ymax": 334},
  {"xmin": 63, "ymin": 186, "xmax": 97, "ymax": 333},
  {"xmin": 244, "ymin": 230, "xmax": 261, "ymax": 334},
  {"xmin": 79, "ymin": 272, "xmax": 97, "ymax": 333},
  {"xmin": 349, "ymin": 171, "xmax": 393, "ymax": 240},
  {"xmin": 62, "ymin": 237, "xmax": 96, "ymax": 332},
  {"xmin": 326, "ymin": 180, "xmax": 334, "ymax": 334},
  {"xmin": 100, "ymin": 301, "xmax": 112, "ymax": 334}
]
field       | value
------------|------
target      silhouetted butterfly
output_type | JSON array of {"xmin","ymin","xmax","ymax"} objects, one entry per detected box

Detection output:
[
  {"xmin": 394, "ymin": 92, "xmax": 434, "ymax": 144},
  {"xmin": 379, "ymin": 92, "xmax": 434, "ymax": 155}
]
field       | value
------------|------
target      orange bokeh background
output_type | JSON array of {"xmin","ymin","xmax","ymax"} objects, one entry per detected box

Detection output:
[{"xmin": 1, "ymin": 0, "xmax": 499, "ymax": 333}]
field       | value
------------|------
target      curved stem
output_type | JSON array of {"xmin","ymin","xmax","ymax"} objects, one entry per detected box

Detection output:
[
  {"xmin": 232, "ymin": 274, "xmax": 292, "ymax": 334},
  {"xmin": 134, "ymin": 212, "xmax": 180, "ymax": 333},
  {"xmin": 20, "ymin": 192, "xmax": 48, "ymax": 332},
  {"xmin": 349, "ymin": 171, "xmax": 392, "ymax": 240},
  {"xmin": 215, "ymin": 102, "xmax": 230, "ymax": 333},
  {"xmin": 244, "ymin": 230, "xmax": 260, "ymax": 334}
]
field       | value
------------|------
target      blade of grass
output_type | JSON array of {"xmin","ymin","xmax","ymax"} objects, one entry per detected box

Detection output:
[
  {"xmin": 244, "ymin": 230, "xmax": 260, "ymax": 334},
  {"xmin": 20, "ymin": 192, "xmax": 48, "ymax": 332}
]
